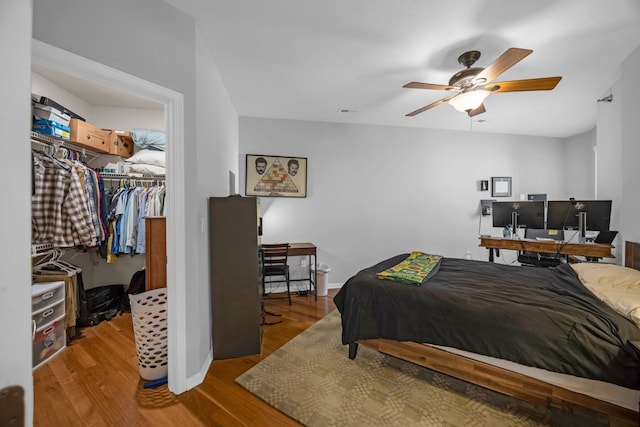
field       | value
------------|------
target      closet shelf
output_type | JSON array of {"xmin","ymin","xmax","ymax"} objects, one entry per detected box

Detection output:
[
  {"xmin": 31, "ymin": 131, "xmax": 102, "ymax": 162},
  {"xmin": 31, "ymin": 242, "xmax": 54, "ymax": 256}
]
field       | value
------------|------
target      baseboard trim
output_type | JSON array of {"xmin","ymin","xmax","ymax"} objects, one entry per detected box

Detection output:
[{"xmin": 186, "ymin": 348, "xmax": 212, "ymax": 391}]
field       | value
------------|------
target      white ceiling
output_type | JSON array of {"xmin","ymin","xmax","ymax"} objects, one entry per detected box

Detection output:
[
  {"xmin": 33, "ymin": 1, "xmax": 640, "ymax": 138},
  {"xmin": 165, "ymin": 0, "xmax": 640, "ymax": 138}
]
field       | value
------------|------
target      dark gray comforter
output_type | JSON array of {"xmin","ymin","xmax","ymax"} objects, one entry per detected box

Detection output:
[{"xmin": 333, "ymin": 255, "xmax": 640, "ymax": 389}]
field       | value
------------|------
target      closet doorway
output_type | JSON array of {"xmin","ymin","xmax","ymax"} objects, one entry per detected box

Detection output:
[{"xmin": 31, "ymin": 40, "xmax": 189, "ymax": 394}]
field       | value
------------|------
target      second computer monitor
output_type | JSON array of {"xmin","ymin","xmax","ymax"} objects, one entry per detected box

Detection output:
[{"xmin": 546, "ymin": 200, "xmax": 612, "ymax": 231}]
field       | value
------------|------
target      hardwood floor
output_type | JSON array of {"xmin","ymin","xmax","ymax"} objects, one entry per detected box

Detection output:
[{"xmin": 33, "ymin": 289, "xmax": 339, "ymax": 427}]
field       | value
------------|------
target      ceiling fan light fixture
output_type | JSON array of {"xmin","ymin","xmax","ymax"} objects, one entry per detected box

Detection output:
[{"xmin": 448, "ymin": 90, "xmax": 490, "ymax": 112}]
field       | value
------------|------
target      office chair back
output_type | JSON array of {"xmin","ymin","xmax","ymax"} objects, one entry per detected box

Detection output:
[
  {"xmin": 261, "ymin": 243, "xmax": 291, "ymax": 304},
  {"xmin": 518, "ymin": 228, "xmax": 565, "ymax": 267}
]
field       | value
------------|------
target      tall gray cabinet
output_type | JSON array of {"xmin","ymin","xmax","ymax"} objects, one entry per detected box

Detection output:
[{"xmin": 209, "ymin": 196, "xmax": 262, "ymax": 359}]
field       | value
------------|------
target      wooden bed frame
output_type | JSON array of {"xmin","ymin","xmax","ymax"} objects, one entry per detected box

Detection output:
[{"xmin": 349, "ymin": 241, "xmax": 640, "ymax": 426}]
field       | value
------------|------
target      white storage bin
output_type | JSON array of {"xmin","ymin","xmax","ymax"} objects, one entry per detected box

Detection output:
[
  {"xmin": 32, "ymin": 299, "xmax": 65, "ymax": 330},
  {"xmin": 32, "ymin": 281, "xmax": 65, "ymax": 312},
  {"xmin": 32, "ymin": 314, "xmax": 66, "ymax": 369}
]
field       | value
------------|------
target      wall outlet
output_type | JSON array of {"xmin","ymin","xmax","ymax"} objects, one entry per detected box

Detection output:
[{"xmin": 300, "ymin": 258, "xmax": 307, "ymax": 267}]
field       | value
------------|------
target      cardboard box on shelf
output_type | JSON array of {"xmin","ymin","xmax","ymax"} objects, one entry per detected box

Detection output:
[
  {"xmin": 68, "ymin": 118, "xmax": 109, "ymax": 153},
  {"xmin": 105, "ymin": 130, "xmax": 134, "ymax": 158}
]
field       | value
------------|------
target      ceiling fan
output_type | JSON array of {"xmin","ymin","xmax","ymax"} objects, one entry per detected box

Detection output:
[{"xmin": 403, "ymin": 48, "xmax": 562, "ymax": 117}]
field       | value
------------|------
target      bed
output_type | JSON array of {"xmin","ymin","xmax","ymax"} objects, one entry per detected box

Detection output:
[{"xmin": 333, "ymin": 241, "xmax": 640, "ymax": 424}]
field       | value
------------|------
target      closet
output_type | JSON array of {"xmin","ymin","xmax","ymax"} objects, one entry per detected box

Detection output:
[{"xmin": 30, "ymin": 68, "xmax": 167, "ymax": 369}]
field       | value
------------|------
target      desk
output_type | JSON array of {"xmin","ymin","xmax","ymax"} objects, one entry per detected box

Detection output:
[
  {"xmin": 287, "ymin": 243, "xmax": 317, "ymax": 300},
  {"xmin": 479, "ymin": 236, "xmax": 614, "ymax": 262}
]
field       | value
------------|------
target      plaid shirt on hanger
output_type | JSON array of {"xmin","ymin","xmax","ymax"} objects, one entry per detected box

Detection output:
[{"xmin": 32, "ymin": 155, "xmax": 96, "ymax": 247}]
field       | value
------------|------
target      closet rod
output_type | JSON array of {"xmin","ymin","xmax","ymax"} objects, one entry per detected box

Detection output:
[{"xmin": 101, "ymin": 173, "xmax": 165, "ymax": 182}]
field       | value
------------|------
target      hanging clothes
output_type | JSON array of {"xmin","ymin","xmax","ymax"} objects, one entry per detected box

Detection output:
[
  {"xmin": 32, "ymin": 151, "xmax": 97, "ymax": 248},
  {"xmin": 101, "ymin": 178, "xmax": 165, "ymax": 261}
]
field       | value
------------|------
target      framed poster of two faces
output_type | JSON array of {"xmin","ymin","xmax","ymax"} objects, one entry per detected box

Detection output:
[{"xmin": 245, "ymin": 154, "xmax": 307, "ymax": 198}]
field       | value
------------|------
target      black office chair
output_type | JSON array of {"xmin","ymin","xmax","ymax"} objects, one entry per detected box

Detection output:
[
  {"xmin": 261, "ymin": 243, "xmax": 292, "ymax": 305},
  {"xmin": 518, "ymin": 228, "xmax": 565, "ymax": 267}
]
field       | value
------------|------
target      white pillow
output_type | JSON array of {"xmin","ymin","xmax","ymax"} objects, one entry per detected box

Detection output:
[
  {"xmin": 601, "ymin": 289, "xmax": 640, "ymax": 329},
  {"xmin": 125, "ymin": 149, "xmax": 166, "ymax": 167},
  {"xmin": 124, "ymin": 163, "xmax": 166, "ymax": 176},
  {"xmin": 571, "ymin": 263, "xmax": 640, "ymax": 327}
]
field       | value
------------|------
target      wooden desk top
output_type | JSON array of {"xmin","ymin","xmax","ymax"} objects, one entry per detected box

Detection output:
[
  {"xmin": 261, "ymin": 242, "xmax": 316, "ymax": 256},
  {"xmin": 478, "ymin": 236, "xmax": 614, "ymax": 258},
  {"xmin": 287, "ymin": 242, "xmax": 316, "ymax": 256}
]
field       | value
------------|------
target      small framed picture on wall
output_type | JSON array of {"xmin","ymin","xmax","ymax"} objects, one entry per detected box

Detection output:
[
  {"xmin": 491, "ymin": 177, "xmax": 512, "ymax": 197},
  {"xmin": 245, "ymin": 154, "xmax": 307, "ymax": 198}
]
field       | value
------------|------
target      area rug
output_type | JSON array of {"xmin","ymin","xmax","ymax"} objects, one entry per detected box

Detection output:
[{"xmin": 236, "ymin": 311, "xmax": 607, "ymax": 427}]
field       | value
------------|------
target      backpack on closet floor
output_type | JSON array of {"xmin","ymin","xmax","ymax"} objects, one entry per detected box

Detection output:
[{"xmin": 118, "ymin": 269, "xmax": 146, "ymax": 313}]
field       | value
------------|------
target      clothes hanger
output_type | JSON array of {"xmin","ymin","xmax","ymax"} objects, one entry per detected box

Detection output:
[
  {"xmin": 32, "ymin": 248, "xmax": 79, "ymax": 276},
  {"xmin": 33, "ymin": 147, "xmax": 71, "ymax": 171},
  {"xmin": 54, "ymin": 259, "xmax": 81, "ymax": 274}
]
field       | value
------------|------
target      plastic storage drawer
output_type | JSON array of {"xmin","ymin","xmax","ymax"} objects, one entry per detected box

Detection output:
[
  {"xmin": 32, "ymin": 281, "xmax": 64, "ymax": 313},
  {"xmin": 32, "ymin": 314, "xmax": 66, "ymax": 369},
  {"xmin": 32, "ymin": 299, "xmax": 65, "ymax": 330}
]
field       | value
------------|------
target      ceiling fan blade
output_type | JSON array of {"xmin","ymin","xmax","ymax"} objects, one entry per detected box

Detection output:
[
  {"xmin": 467, "ymin": 104, "xmax": 486, "ymax": 117},
  {"xmin": 484, "ymin": 77, "xmax": 562, "ymax": 92},
  {"xmin": 406, "ymin": 95, "xmax": 456, "ymax": 117},
  {"xmin": 474, "ymin": 48, "xmax": 533, "ymax": 84},
  {"xmin": 403, "ymin": 82, "xmax": 455, "ymax": 91}
]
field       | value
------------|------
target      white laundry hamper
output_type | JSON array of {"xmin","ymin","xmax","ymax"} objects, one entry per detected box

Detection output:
[{"xmin": 129, "ymin": 288, "xmax": 168, "ymax": 380}]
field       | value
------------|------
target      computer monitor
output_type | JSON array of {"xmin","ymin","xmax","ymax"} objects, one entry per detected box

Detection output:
[
  {"xmin": 546, "ymin": 200, "xmax": 612, "ymax": 231},
  {"xmin": 492, "ymin": 201, "xmax": 545, "ymax": 232}
]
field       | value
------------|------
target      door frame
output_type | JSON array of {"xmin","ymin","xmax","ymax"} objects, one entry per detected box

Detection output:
[{"xmin": 31, "ymin": 39, "xmax": 189, "ymax": 393}]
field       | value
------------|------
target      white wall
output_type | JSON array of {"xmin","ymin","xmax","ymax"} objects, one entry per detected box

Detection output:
[
  {"xmin": 0, "ymin": 1, "xmax": 35, "ymax": 425},
  {"xmin": 593, "ymin": 43, "xmax": 640, "ymax": 257},
  {"xmin": 89, "ymin": 107, "xmax": 165, "ymax": 132},
  {"xmin": 31, "ymin": 71, "xmax": 93, "ymax": 117},
  {"xmin": 562, "ymin": 129, "xmax": 596, "ymax": 200},
  {"xmin": 620, "ymin": 44, "xmax": 640, "ymax": 246},
  {"xmin": 596, "ymin": 83, "xmax": 623, "ymax": 222},
  {"xmin": 191, "ymin": 28, "xmax": 240, "ymax": 380},
  {"xmin": 240, "ymin": 118, "xmax": 589, "ymax": 283},
  {"xmin": 595, "ymin": 82, "xmax": 623, "ymax": 260}
]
